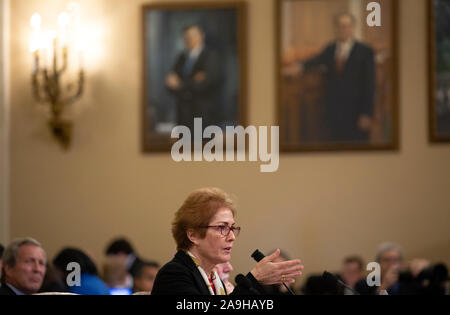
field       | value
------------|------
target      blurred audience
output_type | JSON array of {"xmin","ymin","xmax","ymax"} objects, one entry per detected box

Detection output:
[
  {"xmin": 302, "ymin": 255, "xmax": 365, "ymax": 295},
  {"xmin": 0, "ymin": 238, "xmax": 46, "ymax": 295},
  {"xmin": 1, "ymin": 237, "xmax": 447, "ymax": 295},
  {"xmin": 53, "ymin": 247, "xmax": 110, "ymax": 295},
  {"xmin": 355, "ymin": 242, "xmax": 449, "ymax": 295},
  {"xmin": 215, "ymin": 262, "xmax": 235, "ymax": 294},
  {"xmin": 105, "ymin": 237, "xmax": 143, "ymax": 278},
  {"xmin": 132, "ymin": 260, "xmax": 160, "ymax": 293},
  {"xmin": 355, "ymin": 242, "xmax": 408, "ymax": 295},
  {"xmin": 413, "ymin": 261, "xmax": 449, "ymax": 295},
  {"xmin": 301, "ymin": 248, "xmax": 450, "ymax": 296}
]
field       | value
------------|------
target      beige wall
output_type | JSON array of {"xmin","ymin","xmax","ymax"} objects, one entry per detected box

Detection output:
[{"xmin": 8, "ymin": 0, "xmax": 450, "ymax": 286}]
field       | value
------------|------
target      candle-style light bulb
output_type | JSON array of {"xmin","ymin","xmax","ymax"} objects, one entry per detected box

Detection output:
[
  {"xmin": 58, "ymin": 12, "xmax": 69, "ymax": 28},
  {"xmin": 30, "ymin": 13, "xmax": 42, "ymax": 29},
  {"xmin": 48, "ymin": 30, "xmax": 57, "ymax": 41},
  {"xmin": 77, "ymin": 38, "xmax": 86, "ymax": 70},
  {"xmin": 58, "ymin": 12, "xmax": 70, "ymax": 48},
  {"xmin": 29, "ymin": 40, "xmax": 39, "ymax": 53},
  {"xmin": 30, "ymin": 13, "xmax": 42, "ymax": 73},
  {"xmin": 29, "ymin": 13, "xmax": 42, "ymax": 53}
]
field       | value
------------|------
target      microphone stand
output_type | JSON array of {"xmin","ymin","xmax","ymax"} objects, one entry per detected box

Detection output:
[
  {"xmin": 322, "ymin": 271, "xmax": 360, "ymax": 295},
  {"xmin": 251, "ymin": 249, "xmax": 296, "ymax": 295}
]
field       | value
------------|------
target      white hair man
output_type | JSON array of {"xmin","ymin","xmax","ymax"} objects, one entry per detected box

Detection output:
[{"xmin": 0, "ymin": 238, "xmax": 47, "ymax": 295}]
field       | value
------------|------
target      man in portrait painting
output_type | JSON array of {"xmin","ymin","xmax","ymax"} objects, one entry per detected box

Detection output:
[
  {"xmin": 288, "ymin": 13, "xmax": 376, "ymax": 143},
  {"xmin": 165, "ymin": 25, "xmax": 223, "ymax": 131}
]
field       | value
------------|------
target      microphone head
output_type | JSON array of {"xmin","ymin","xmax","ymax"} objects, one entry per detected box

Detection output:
[{"xmin": 251, "ymin": 249, "xmax": 265, "ymax": 262}]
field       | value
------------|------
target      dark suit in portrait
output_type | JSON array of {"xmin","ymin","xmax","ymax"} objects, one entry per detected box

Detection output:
[
  {"xmin": 169, "ymin": 47, "xmax": 223, "ymax": 130},
  {"xmin": 303, "ymin": 40, "xmax": 375, "ymax": 143}
]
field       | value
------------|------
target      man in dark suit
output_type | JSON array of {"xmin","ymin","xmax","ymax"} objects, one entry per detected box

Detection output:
[
  {"xmin": 166, "ymin": 25, "xmax": 223, "ymax": 131},
  {"xmin": 0, "ymin": 238, "xmax": 47, "ymax": 295},
  {"xmin": 291, "ymin": 13, "xmax": 375, "ymax": 143}
]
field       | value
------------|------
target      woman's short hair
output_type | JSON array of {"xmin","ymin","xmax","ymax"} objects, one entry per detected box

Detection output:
[{"xmin": 172, "ymin": 188, "xmax": 236, "ymax": 251}]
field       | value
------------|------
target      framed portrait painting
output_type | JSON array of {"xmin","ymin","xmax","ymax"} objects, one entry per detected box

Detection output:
[
  {"xmin": 277, "ymin": 0, "xmax": 399, "ymax": 152},
  {"xmin": 142, "ymin": 2, "xmax": 247, "ymax": 152},
  {"xmin": 429, "ymin": 0, "xmax": 450, "ymax": 142}
]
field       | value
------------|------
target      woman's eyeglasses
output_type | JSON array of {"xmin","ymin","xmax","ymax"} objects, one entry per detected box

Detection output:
[{"xmin": 201, "ymin": 225, "xmax": 241, "ymax": 237}]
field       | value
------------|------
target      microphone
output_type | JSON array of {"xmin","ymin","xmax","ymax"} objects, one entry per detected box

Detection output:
[
  {"xmin": 322, "ymin": 271, "xmax": 360, "ymax": 295},
  {"xmin": 235, "ymin": 274, "xmax": 260, "ymax": 295},
  {"xmin": 251, "ymin": 249, "xmax": 296, "ymax": 295},
  {"xmin": 251, "ymin": 249, "xmax": 265, "ymax": 263}
]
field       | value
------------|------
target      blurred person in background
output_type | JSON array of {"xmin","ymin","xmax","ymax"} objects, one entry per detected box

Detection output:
[
  {"xmin": 215, "ymin": 262, "xmax": 235, "ymax": 294},
  {"xmin": 412, "ymin": 260, "xmax": 449, "ymax": 295},
  {"xmin": 354, "ymin": 242, "xmax": 437, "ymax": 295},
  {"xmin": 103, "ymin": 256, "xmax": 132, "ymax": 295},
  {"xmin": 0, "ymin": 238, "xmax": 46, "ymax": 295},
  {"xmin": 301, "ymin": 256, "xmax": 364, "ymax": 295},
  {"xmin": 105, "ymin": 237, "xmax": 143, "ymax": 278},
  {"xmin": 132, "ymin": 260, "xmax": 160, "ymax": 293},
  {"xmin": 356, "ymin": 242, "xmax": 404, "ymax": 294},
  {"xmin": 53, "ymin": 247, "xmax": 110, "ymax": 295},
  {"xmin": 38, "ymin": 263, "xmax": 67, "ymax": 293},
  {"xmin": 339, "ymin": 255, "xmax": 365, "ymax": 293}
]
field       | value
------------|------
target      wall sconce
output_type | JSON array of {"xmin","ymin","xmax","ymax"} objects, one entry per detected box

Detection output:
[{"xmin": 29, "ymin": 8, "xmax": 85, "ymax": 150}]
